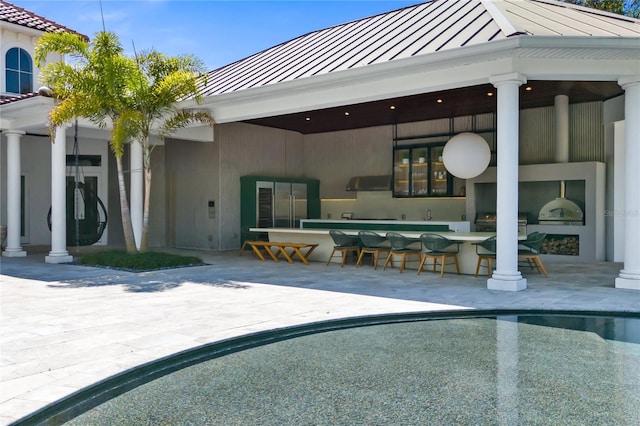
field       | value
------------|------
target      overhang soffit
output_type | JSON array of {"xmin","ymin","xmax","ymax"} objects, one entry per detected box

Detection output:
[
  {"xmin": 0, "ymin": 101, "xmax": 50, "ymax": 131},
  {"xmin": 514, "ymin": 46, "xmax": 640, "ymax": 60}
]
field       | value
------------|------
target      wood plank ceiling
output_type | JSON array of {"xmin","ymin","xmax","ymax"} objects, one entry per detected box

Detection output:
[{"xmin": 245, "ymin": 80, "xmax": 623, "ymax": 134}]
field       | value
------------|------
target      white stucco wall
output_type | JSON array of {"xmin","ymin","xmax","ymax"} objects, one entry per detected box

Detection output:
[{"xmin": 0, "ymin": 26, "xmax": 64, "ymax": 96}]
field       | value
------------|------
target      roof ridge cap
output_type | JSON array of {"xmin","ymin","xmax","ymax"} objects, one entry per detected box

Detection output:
[{"xmin": 480, "ymin": 0, "xmax": 525, "ymax": 36}]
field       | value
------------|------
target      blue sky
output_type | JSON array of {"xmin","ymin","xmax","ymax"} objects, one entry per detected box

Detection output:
[{"xmin": 13, "ymin": 0, "xmax": 421, "ymax": 70}]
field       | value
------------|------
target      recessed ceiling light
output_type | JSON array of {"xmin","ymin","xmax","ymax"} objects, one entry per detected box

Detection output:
[
  {"xmin": 487, "ymin": 92, "xmax": 494, "ymax": 97},
  {"xmin": 305, "ymin": 117, "xmax": 311, "ymax": 121},
  {"xmin": 525, "ymin": 86, "xmax": 532, "ymax": 91},
  {"xmin": 390, "ymin": 105, "xmax": 396, "ymax": 110},
  {"xmin": 344, "ymin": 112, "xmax": 350, "ymax": 116},
  {"xmin": 436, "ymin": 99, "xmax": 443, "ymax": 104}
]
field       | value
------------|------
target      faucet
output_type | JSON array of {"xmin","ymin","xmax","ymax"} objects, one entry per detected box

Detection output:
[{"xmin": 425, "ymin": 209, "xmax": 432, "ymax": 221}]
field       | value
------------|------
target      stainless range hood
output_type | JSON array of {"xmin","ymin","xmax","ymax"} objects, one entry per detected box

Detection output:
[{"xmin": 345, "ymin": 175, "xmax": 392, "ymax": 191}]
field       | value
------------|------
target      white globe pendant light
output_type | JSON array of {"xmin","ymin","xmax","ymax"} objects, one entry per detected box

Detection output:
[{"xmin": 442, "ymin": 132, "xmax": 491, "ymax": 179}]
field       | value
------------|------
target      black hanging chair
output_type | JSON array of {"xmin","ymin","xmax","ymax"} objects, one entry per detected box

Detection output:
[{"xmin": 47, "ymin": 122, "xmax": 108, "ymax": 247}]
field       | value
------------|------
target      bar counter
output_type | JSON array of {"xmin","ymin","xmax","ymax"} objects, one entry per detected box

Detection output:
[
  {"xmin": 300, "ymin": 219, "xmax": 470, "ymax": 233},
  {"xmin": 249, "ymin": 226, "xmax": 501, "ymax": 275}
]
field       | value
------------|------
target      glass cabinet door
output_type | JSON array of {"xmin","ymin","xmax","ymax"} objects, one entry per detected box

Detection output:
[
  {"xmin": 412, "ymin": 150, "xmax": 428, "ymax": 196},
  {"xmin": 430, "ymin": 148, "xmax": 448, "ymax": 196},
  {"xmin": 393, "ymin": 149, "xmax": 410, "ymax": 196},
  {"xmin": 393, "ymin": 144, "xmax": 453, "ymax": 198}
]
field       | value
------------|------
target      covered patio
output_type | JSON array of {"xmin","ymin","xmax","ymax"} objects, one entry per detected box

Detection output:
[{"xmin": 2, "ymin": 0, "xmax": 640, "ymax": 291}]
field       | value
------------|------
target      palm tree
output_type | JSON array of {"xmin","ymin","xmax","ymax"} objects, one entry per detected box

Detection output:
[
  {"xmin": 35, "ymin": 31, "xmax": 139, "ymax": 253},
  {"xmin": 115, "ymin": 50, "xmax": 214, "ymax": 252}
]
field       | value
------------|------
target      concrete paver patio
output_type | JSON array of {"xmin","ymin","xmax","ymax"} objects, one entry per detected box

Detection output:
[{"xmin": 1, "ymin": 249, "xmax": 639, "ymax": 424}]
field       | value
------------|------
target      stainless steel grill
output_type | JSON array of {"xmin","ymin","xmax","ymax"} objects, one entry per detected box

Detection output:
[{"xmin": 475, "ymin": 212, "xmax": 528, "ymax": 236}]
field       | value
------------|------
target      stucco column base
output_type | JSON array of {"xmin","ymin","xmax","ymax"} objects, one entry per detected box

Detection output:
[
  {"xmin": 45, "ymin": 253, "xmax": 73, "ymax": 264},
  {"xmin": 2, "ymin": 249, "xmax": 27, "ymax": 257},
  {"xmin": 488, "ymin": 274, "xmax": 527, "ymax": 292},
  {"xmin": 615, "ymin": 271, "xmax": 640, "ymax": 290}
]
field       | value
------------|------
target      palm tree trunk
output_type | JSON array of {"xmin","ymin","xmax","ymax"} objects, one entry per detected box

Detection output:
[
  {"xmin": 140, "ymin": 167, "xmax": 151, "ymax": 253},
  {"xmin": 115, "ymin": 155, "xmax": 137, "ymax": 253}
]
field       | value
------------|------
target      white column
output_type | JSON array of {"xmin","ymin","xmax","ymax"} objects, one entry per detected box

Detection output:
[
  {"xmin": 488, "ymin": 73, "xmax": 527, "ymax": 291},
  {"xmin": 616, "ymin": 77, "xmax": 640, "ymax": 290},
  {"xmin": 130, "ymin": 141, "xmax": 143, "ymax": 250},
  {"xmin": 46, "ymin": 125, "xmax": 73, "ymax": 263},
  {"xmin": 3, "ymin": 130, "xmax": 26, "ymax": 257},
  {"xmin": 554, "ymin": 94, "xmax": 569, "ymax": 162}
]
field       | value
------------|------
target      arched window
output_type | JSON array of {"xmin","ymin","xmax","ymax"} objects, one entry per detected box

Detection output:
[{"xmin": 5, "ymin": 47, "xmax": 33, "ymax": 94}]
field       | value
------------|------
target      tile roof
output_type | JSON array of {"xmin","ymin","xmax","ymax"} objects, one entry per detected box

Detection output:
[
  {"xmin": 0, "ymin": 0, "xmax": 85, "ymax": 37},
  {"xmin": 1, "ymin": 1, "xmax": 86, "ymax": 108},
  {"xmin": 0, "ymin": 92, "xmax": 39, "ymax": 106},
  {"xmin": 201, "ymin": 0, "xmax": 640, "ymax": 96}
]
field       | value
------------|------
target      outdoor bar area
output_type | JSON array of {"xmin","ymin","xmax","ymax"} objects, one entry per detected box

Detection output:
[
  {"xmin": 247, "ymin": 200, "xmax": 532, "ymax": 275},
  {"xmin": 240, "ymin": 96, "xmax": 606, "ymax": 280},
  {"xmin": 250, "ymin": 225, "xmax": 506, "ymax": 276},
  {"xmin": 238, "ymin": 81, "xmax": 622, "ymax": 286},
  {"xmin": 3, "ymin": 0, "xmax": 639, "ymax": 292}
]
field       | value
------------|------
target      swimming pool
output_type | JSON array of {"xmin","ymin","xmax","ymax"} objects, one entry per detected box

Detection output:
[{"xmin": 14, "ymin": 310, "xmax": 640, "ymax": 425}]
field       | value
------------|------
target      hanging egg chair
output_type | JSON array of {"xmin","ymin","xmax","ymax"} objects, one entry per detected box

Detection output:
[
  {"xmin": 47, "ymin": 121, "xmax": 108, "ymax": 247},
  {"xmin": 47, "ymin": 179, "xmax": 108, "ymax": 246}
]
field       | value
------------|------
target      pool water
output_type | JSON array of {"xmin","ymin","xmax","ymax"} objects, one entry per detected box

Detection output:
[{"xmin": 16, "ymin": 312, "xmax": 640, "ymax": 425}]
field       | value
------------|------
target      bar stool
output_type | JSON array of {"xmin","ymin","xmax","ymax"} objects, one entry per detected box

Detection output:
[
  {"xmin": 418, "ymin": 233, "xmax": 461, "ymax": 277},
  {"xmin": 472, "ymin": 236, "xmax": 496, "ymax": 278},
  {"xmin": 518, "ymin": 232, "xmax": 549, "ymax": 277},
  {"xmin": 326, "ymin": 230, "xmax": 361, "ymax": 267},
  {"xmin": 383, "ymin": 232, "xmax": 421, "ymax": 273},
  {"xmin": 356, "ymin": 231, "xmax": 390, "ymax": 270}
]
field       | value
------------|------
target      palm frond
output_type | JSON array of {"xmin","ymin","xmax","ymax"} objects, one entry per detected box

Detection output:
[
  {"xmin": 160, "ymin": 109, "xmax": 215, "ymax": 138},
  {"xmin": 34, "ymin": 31, "xmax": 89, "ymax": 67}
]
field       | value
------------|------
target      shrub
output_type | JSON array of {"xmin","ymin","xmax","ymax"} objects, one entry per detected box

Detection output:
[{"xmin": 79, "ymin": 250, "xmax": 203, "ymax": 271}]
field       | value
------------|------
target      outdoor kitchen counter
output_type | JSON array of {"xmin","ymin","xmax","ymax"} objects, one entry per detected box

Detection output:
[
  {"xmin": 250, "ymin": 227, "xmax": 505, "ymax": 275},
  {"xmin": 300, "ymin": 219, "xmax": 470, "ymax": 233}
]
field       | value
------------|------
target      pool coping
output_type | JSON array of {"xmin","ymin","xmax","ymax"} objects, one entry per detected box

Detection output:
[{"xmin": 11, "ymin": 308, "xmax": 640, "ymax": 426}]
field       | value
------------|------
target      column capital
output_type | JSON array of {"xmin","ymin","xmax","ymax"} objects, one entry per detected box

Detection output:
[
  {"xmin": 50, "ymin": 123, "xmax": 73, "ymax": 136},
  {"xmin": 618, "ymin": 75, "xmax": 640, "ymax": 89},
  {"xmin": 490, "ymin": 73, "xmax": 527, "ymax": 88},
  {"xmin": 3, "ymin": 129, "xmax": 26, "ymax": 137}
]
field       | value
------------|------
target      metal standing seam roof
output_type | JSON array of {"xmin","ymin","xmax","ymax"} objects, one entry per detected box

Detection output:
[
  {"xmin": 201, "ymin": 0, "xmax": 640, "ymax": 97},
  {"xmin": 0, "ymin": 0, "xmax": 85, "ymax": 37}
]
